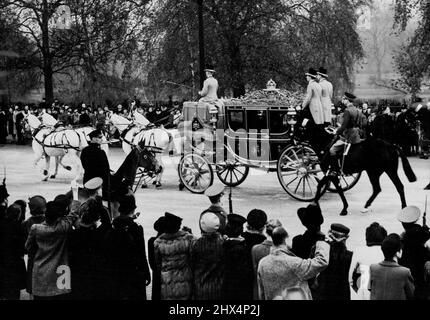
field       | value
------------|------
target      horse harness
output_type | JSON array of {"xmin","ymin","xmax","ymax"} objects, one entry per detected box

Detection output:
[{"xmin": 33, "ymin": 126, "xmax": 83, "ymax": 154}]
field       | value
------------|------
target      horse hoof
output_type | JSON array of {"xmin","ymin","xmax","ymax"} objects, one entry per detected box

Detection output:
[
  {"xmin": 141, "ymin": 184, "xmax": 148, "ymax": 189},
  {"xmin": 65, "ymin": 166, "xmax": 72, "ymax": 171},
  {"xmin": 361, "ymin": 207, "xmax": 372, "ymax": 213},
  {"xmin": 340, "ymin": 209, "xmax": 348, "ymax": 216},
  {"xmin": 50, "ymin": 175, "xmax": 56, "ymax": 179},
  {"xmin": 179, "ymin": 183, "xmax": 185, "ymax": 191},
  {"xmin": 42, "ymin": 177, "xmax": 48, "ymax": 182},
  {"xmin": 152, "ymin": 181, "xmax": 157, "ymax": 185},
  {"xmin": 43, "ymin": 170, "xmax": 48, "ymax": 176},
  {"xmin": 156, "ymin": 183, "xmax": 162, "ymax": 189}
]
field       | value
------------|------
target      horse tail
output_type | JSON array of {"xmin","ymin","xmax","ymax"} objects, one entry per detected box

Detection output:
[{"xmin": 395, "ymin": 145, "xmax": 417, "ymax": 182}]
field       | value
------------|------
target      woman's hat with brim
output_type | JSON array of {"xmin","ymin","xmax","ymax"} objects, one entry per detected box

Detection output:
[
  {"xmin": 164, "ymin": 212, "xmax": 183, "ymax": 229},
  {"xmin": 118, "ymin": 194, "xmax": 137, "ymax": 214},
  {"xmin": 297, "ymin": 203, "xmax": 324, "ymax": 227},
  {"xmin": 305, "ymin": 68, "xmax": 318, "ymax": 78},
  {"xmin": 88, "ymin": 129, "xmax": 103, "ymax": 139}
]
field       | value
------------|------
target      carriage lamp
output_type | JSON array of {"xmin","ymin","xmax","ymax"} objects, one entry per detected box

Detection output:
[
  {"xmin": 287, "ymin": 106, "xmax": 297, "ymax": 125},
  {"xmin": 209, "ymin": 105, "xmax": 219, "ymax": 130}
]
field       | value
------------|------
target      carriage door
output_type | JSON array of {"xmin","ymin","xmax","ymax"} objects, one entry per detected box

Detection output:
[{"xmin": 246, "ymin": 107, "xmax": 269, "ymax": 162}]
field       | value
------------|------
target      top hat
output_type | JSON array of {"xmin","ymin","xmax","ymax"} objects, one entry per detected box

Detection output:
[
  {"xmin": 317, "ymin": 67, "xmax": 328, "ymax": 78},
  {"xmin": 343, "ymin": 92, "xmax": 357, "ymax": 102},
  {"xmin": 305, "ymin": 68, "xmax": 318, "ymax": 78},
  {"xmin": 204, "ymin": 64, "xmax": 216, "ymax": 73},
  {"xmin": 164, "ymin": 212, "xmax": 182, "ymax": 225}
]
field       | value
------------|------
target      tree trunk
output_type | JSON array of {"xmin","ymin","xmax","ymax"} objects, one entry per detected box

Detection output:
[
  {"xmin": 41, "ymin": 0, "xmax": 54, "ymax": 105},
  {"xmin": 197, "ymin": 0, "xmax": 205, "ymax": 89}
]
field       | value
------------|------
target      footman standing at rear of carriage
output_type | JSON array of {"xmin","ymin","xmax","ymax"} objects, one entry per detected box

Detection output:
[
  {"xmin": 80, "ymin": 129, "xmax": 110, "ymax": 200},
  {"xmin": 302, "ymin": 68, "xmax": 325, "ymax": 151},
  {"xmin": 317, "ymin": 67, "xmax": 334, "ymax": 127}
]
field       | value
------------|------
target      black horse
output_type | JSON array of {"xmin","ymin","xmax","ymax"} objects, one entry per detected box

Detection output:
[
  {"xmin": 297, "ymin": 113, "xmax": 417, "ymax": 215},
  {"xmin": 66, "ymin": 142, "xmax": 161, "ymax": 217}
]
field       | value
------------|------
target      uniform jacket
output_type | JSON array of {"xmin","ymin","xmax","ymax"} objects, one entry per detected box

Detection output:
[
  {"xmin": 191, "ymin": 232, "xmax": 225, "ymax": 300},
  {"xmin": 319, "ymin": 79, "xmax": 333, "ymax": 123},
  {"xmin": 80, "ymin": 143, "xmax": 110, "ymax": 189},
  {"xmin": 154, "ymin": 230, "xmax": 196, "ymax": 300},
  {"xmin": 257, "ymin": 241, "xmax": 330, "ymax": 300},
  {"xmin": 302, "ymin": 80, "xmax": 324, "ymax": 125},
  {"xmin": 336, "ymin": 104, "xmax": 362, "ymax": 144},
  {"xmin": 369, "ymin": 261, "xmax": 415, "ymax": 300},
  {"xmin": 199, "ymin": 76, "xmax": 219, "ymax": 102},
  {"xmin": 25, "ymin": 206, "xmax": 80, "ymax": 297},
  {"xmin": 417, "ymin": 107, "xmax": 430, "ymax": 139}
]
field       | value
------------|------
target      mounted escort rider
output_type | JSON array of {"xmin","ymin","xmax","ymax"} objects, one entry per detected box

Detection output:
[{"xmin": 329, "ymin": 92, "xmax": 365, "ymax": 174}]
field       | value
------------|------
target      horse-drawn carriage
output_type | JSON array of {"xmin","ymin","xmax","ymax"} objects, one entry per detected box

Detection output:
[{"xmin": 178, "ymin": 81, "xmax": 361, "ymax": 201}]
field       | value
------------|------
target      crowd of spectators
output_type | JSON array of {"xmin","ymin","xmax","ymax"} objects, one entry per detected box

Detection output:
[
  {"xmin": 0, "ymin": 99, "xmax": 183, "ymax": 145},
  {"xmin": 1, "ymin": 180, "xmax": 429, "ymax": 301}
]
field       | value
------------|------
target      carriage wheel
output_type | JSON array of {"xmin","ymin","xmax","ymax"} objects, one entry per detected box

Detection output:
[
  {"xmin": 277, "ymin": 144, "xmax": 323, "ymax": 201},
  {"xmin": 178, "ymin": 153, "xmax": 214, "ymax": 194},
  {"xmin": 216, "ymin": 161, "xmax": 249, "ymax": 187},
  {"xmin": 327, "ymin": 171, "xmax": 362, "ymax": 193}
]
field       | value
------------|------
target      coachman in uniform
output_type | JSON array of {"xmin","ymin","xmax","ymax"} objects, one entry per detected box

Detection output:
[{"xmin": 80, "ymin": 129, "xmax": 110, "ymax": 199}]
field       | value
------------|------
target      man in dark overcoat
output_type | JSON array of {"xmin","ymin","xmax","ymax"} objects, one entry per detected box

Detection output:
[{"xmin": 80, "ymin": 129, "xmax": 110, "ymax": 199}]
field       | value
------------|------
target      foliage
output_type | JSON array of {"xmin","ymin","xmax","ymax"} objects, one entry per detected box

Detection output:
[
  {"xmin": 393, "ymin": 0, "xmax": 430, "ymax": 97},
  {"xmin": 147, "ymin": 0, "xmax": 367, "ymax": 98}
]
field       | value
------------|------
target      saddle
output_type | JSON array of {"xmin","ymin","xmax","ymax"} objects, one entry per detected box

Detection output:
[{"xmin": 341, "ymin": 142, "xmax": 364, "ymax": 175}]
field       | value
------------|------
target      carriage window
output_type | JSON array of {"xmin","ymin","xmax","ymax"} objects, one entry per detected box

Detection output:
[
  {"xmin": 228, "ymin": 110, "xmax": 245, "ymax": 131},
  {"xmin": 247, "ymin": 110, "xmax": 268, "ymax": 131},
  {"xmin": 270, "ymin": 111, "xmax": 289, "ymax": 134}
]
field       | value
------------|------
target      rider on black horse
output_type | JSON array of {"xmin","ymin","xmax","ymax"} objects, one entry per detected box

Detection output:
[
  {"xmin": 314, "ymin": 92, "xmax": 367, "ymax": 216},
  {"xmin": 328, "ymin": 92, "xmax": 366, "ymax": 174}
]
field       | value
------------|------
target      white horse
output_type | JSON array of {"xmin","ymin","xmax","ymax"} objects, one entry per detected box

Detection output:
[
  {"xmin": 107, "ymin": 111, "xmax": 173, "ymax": 188},
  {"xmin": 25, "ymin": 114, "xmax": 107, "ymax": 183}
]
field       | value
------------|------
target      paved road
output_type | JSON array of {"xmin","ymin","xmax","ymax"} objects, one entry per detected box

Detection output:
[{"xmin": 1, "ymin": 144, "xmax": 430, "ymax": 298}]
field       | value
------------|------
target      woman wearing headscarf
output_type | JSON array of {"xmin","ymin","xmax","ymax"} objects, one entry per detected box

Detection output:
[{"xmin": 191, "ymin": 212, "xmax": 225, "ymax": 300}]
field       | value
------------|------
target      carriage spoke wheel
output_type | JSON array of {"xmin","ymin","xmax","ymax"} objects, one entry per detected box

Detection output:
[
  {"xmin": 327, "ymin": 171, "xmax": 362, "ymax": 193},
  {"xmin": 216, "ymin": 161, "xmax": 249, "ymax": 187},
  {"xmin": 277, "ymin": 144, "xmax": 322, "ymax": 201},
  {"xmin": 178, "ymin": 153, "xmax": 213, "ymax": 194}
]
